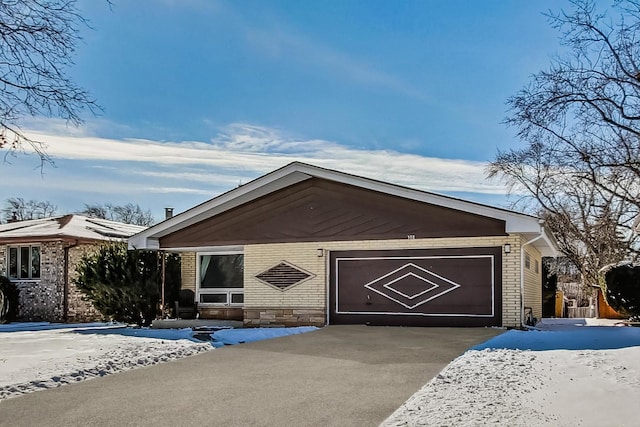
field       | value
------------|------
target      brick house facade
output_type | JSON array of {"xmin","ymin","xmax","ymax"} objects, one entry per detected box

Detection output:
[{"xmin": 0, "ymin": 215, "xmax": 146, "ymax": 322}]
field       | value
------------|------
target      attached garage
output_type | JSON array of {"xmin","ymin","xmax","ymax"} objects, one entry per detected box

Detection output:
[
  {"xmin": 330, "ymin": 247, "xmax": 501, "ymax": 327},
  {"xmin": 129, "ymin": 162, "xmax": 558, "ymax": 328}
]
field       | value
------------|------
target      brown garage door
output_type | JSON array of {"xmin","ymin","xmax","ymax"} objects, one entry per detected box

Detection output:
[{"xmin": 330, "ymin": 247, "xmax": 502, "ymax": 327}]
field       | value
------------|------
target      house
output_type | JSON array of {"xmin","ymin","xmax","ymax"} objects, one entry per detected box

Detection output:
[
  {"xmin": 0, "ymin": 215, "xmax": 146, "ymax": 322},
  {"xmin": 129, "ymin": 162, "xmax": 559, "ymax": 328}
]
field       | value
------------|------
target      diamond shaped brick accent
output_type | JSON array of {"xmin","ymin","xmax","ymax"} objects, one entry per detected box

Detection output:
[{"xmin": 255, "ymin": 262, "xmax": 313, "ymax": 290}]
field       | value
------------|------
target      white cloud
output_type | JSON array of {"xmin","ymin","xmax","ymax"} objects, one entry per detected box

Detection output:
[{"xmin": 20, "ymin": 122, "xmax": 507, "ymax": 196}]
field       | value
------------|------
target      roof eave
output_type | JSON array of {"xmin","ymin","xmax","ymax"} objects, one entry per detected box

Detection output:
[{"xmin": 127, "ymin": 162, "xmax": 553, "ymax": 250}]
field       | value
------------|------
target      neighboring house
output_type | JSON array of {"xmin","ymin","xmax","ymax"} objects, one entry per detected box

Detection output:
[
  {"xmin": 0, "ymin": 215, "xmax": 146, "ymax": 322},
  {"xmin": 129, "ymin": 162, "xmax": 558, "ymax": 328}
]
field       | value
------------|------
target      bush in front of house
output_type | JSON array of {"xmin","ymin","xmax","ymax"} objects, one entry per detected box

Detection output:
[
  {"xmin": 604, "ymin": 263, "xmax": 640, "ymax": 320},
  {"xmin": 74, "ymin": 242, "xmax": 181, "ymax": 326},
  {"xmin": 0, "ymin": 275, "xmax": 20, "ymax": 323}
]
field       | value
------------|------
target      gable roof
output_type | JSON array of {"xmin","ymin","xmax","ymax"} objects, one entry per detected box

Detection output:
[
  {"xmin": 129, "ymin": 162, "xmax": 559, "ymax": 256},
  {"xmin": 0, "ymin": 214, "xmax": 147, "ymax": 244}
]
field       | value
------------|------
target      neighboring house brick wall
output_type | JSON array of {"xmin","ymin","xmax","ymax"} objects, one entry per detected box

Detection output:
[
  {"xmin": 66, "ymin": 244, "xmax": 104, "ymax": 323},
  {"xmin": 10, "ymin": 241, "xmax": 66, "ymax": 321},
  {"xmin": 243, "ymin": 235, "xmax": 523, "ymax": 328},
  {"xmin": 0, "ymin": 241, "xmax": 105, "ymax": 322},
  {"xmin": 0, "ymin": 245, "xmax": 6, "ymax": 276}
]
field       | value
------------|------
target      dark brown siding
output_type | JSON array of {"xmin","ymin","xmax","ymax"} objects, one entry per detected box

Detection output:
[
  {"xmin": 330, "ymin": 247, "xmax": 502, "ymax": 327},
  {"xmin": 160, "ymin": 178, "xmax": 506, "ymax": 248}
]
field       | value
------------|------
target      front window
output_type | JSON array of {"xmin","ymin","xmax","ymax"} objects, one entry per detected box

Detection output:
[
  {"xmin": 8, "ymin": 245, "xmax": 40, "ymax": 280},
  {"xmin": 198, "ymin": 253, "xmax": 244, "ymax": 305}
]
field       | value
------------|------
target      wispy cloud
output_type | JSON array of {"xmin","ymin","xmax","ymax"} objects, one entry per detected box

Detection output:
[
  {"xmin": 211, "ymin": 1, "xmax": 425, "ymax": 100},
  {"xmin": 21, "ymin": 121, "xmax": 506, "ymax": 196}
]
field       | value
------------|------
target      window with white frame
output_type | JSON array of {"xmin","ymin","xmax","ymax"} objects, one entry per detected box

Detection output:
[
  {"xmin": 524, "ymin": 252, "xmax": 531, "ymax": 270},
  {"xmin": 8, "ymin": 245, "xmax": 41, "ymax": 280},
  {"xmin": 197, "ymin": 252, "xmax": 244, "ymax": 305}
]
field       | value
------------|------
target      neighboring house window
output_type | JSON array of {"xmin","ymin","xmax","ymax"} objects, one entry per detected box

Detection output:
[
  {"xmin": 524, "ymin": 252, "xmax": 531, "ymax": 270},
  {"xmin": 197, "ymin": 252, "xmax": 244, "ymax": 305},
  {"xmin": 8, "ymin": 245, "xmax": 41, "ymax": 280},
  {"xmin": 535, "ymin": 259, "xmax": 539, "ymax": 274}
]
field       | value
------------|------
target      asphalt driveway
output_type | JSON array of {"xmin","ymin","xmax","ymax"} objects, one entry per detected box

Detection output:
[{"xmin": 0, "ymin": 325, "xmax": 501, "ymax": 427}]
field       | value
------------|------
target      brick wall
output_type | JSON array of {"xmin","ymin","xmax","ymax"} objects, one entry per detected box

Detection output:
[
  {"xmin": 180, "ymin": 252, "xmax": 196, "ymax": 292},
  {"xmin": 1, "ymin": 241, "xmax": 105, "ymax": 322},
  {"xmin": 66, "ymin": 245, "xmax": 104, "ymax": 322},
  {"xmin": 244, "ymin": 235, "xmax": 524, "ymax": 327}
]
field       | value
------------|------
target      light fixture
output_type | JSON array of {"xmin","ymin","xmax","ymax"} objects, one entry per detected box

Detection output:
[
  {"xmin": 504, "ymin": 244, "xmax": 511, "ymax": 254},
  {"xmin": 317, "ymin": 249, "xmax": 324, "ymax": 257}
]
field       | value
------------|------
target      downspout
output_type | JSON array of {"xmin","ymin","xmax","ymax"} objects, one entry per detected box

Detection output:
[
  {"xmin": 63, "ymin": 239, "xmax": 80, "ymax": 322},
  {"xmin": 520, "ymin": 222, "xmax": 545, "ymax": 328}
]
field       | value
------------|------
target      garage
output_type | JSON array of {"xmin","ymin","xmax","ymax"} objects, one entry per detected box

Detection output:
[{"xmin": 330, "ymin": 247, "xmax": 502, "ymax": 327}]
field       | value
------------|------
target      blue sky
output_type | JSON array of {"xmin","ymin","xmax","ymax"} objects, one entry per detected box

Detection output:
[{"xmin": 1, "ymin": 0, "xmax": 573, "ymax": 222}]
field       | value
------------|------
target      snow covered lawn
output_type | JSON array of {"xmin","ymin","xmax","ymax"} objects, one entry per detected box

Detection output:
[
  {"xmin": 0, "ymin": 323, "xmax": 316, "ymax": 402},
  {"xmin": 382, "ymin": 318, "xmax": 640, "ymax": 427}
]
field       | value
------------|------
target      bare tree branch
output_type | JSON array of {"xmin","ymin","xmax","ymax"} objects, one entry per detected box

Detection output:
[{"xmin": 0, "ymin": 0, "xmax": 101, "ymax": 165}]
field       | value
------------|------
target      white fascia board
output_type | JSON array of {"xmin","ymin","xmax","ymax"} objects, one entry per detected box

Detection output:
[
  {"xmin": 533, "ymin": 235, "xmax": 559, "ymax": 257},
  {"xmin": 128, "ymin": 236, "xmax": 159, "ymax": 251},
  {"xmin": 517, "ymin": 230, "xmax": 560, "ymax": 258}
]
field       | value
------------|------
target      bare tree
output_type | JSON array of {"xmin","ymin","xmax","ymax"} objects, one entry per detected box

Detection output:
[
  {"xmin": 489, "ymin": 0, "xmax": 640, "ymax": 287},
  {"xmin": 0, "ymin": 1, "xmax": 100, "ymax": 165},
  {"xmin": 82, "ymin": 203, "xmax": 155, "ymax": 226},
  {"xmin": 2, "ymin": 197, "xmax": 57, "ymax": 222},
  {"xmin": 499, "ymin": 0, "xmax": 640, "ymax": 208},
  {"xmin": 81, "ymin": 203, "xmax": 107, "ymax": 220}
]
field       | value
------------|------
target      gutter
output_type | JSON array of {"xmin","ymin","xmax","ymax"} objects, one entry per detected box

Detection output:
[{"xmin": 520, "ymin": 222, "xmax": 546, "ymax": 329}]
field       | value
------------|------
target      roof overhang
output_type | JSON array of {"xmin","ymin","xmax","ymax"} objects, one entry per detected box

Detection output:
[{"xmin": 128, "ymin": 162, "xmax": 560, "ymax": 256}]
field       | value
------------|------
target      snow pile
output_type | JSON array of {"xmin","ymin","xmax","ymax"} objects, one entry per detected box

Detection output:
[
  {"xmin": 382, "ymin": 349, "xmax": 555, "ymax": 426},
  {"xmin": 0, "ymin": 323, "xmax": 318, "ymax": 402},
  {"xmin": 0, "ymin": 324, "xmax": 211, "ymax": 401},
  {"xmin": 382, "ymin": 322, "xmax": 640, "ymax": 427}
]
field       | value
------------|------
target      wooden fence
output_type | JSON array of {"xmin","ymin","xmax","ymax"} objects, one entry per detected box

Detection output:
[{"xmin": 566, "ymin": 306, "xmax": 595, "ymax": 318}]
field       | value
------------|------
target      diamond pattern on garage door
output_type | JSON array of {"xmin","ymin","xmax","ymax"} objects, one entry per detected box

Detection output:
[{"xmin": 363, "ymin": 262, "xmax": 460, "ymax": 309}]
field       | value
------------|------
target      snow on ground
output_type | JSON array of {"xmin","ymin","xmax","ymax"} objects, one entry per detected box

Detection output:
[
  {"xmin": 382, "ymin": 318, "xmax": 640, "ymax": 427},
  {"xmin": 4, "ymin": 318, "xmax": 640, "ymax": 426},
  {"xmin": 0, "ymin": 323, "xmax": 317, "ymax": 402}
]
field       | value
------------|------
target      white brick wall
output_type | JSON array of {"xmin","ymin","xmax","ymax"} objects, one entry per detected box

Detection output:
[
  {"xmin": 244, "ymin": 235, "xmax": 524, "ymax": 327},
  {"xmin": 180, "ymin": 252, "xmax": 196, "ymax": 291}
]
